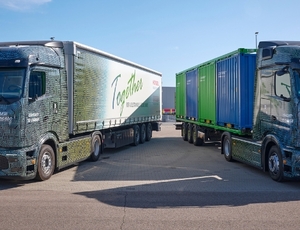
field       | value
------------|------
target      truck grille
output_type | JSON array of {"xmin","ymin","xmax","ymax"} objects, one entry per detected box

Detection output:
[{"xmin": 0, "ymin": 155, "xmax": 9, "ymax": 169}]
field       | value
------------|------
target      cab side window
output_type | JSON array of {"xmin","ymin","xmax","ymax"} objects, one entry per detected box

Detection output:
[
  {"xmin": 29, "ymin": 71, "xmax": 46, "ymax": 99},
  {"xmin": 275, "ymin": 70, "xmax": 291, "ymax": 99}
]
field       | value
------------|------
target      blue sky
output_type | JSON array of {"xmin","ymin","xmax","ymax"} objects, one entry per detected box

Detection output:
[{"xmin": 0, "ymin": 0, "xmax": 299, "ymax": 86}]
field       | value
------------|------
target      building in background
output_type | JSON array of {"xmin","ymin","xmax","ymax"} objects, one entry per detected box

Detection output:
[{"xmin": 162, "ymin": 86, "xmax": 176, "ymax": 122}]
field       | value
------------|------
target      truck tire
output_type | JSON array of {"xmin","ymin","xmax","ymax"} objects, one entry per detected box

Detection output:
[
  {"xmin": 36, "ymin": 144, "xmax": 55, "ymax": 181},
  {"xmin": 132, "ymin": 125, "xmax": 140, "ymax": 146},
  {"xmin": 268, "ymin": 146, "xmax": 284, "ymax": 182},
  {"xmin": 187, "ymin": 123, "xmax": 193, "ymax": 143},
  {"xmin": 90, "ymin": 135, "xmax": 102, "ymax": 161},
  {"xmin": 223, "ymin": 134, "xmax": 233, "ymax": 162},
  {"xmin": 182, "ymin": 123, "xmax": 188, "ymax": 141},
  {"xmin": 146, "ymin": 123, "xmax": 152, "ymax": 141},
  {"xmin": 140, "ymin": 124, "xmax": 146, "ymax": 144},
  {"xmin": 192, "ymin": 125, "xmax": 203, "ymax": 146}
]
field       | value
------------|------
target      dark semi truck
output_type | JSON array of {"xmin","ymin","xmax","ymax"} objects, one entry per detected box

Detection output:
[
  {"xmin": 176, "ymin": 41, "xmax": 300, "ymax": 181},
  {"xmin": 0, "ymin": 41, "xmax": 162, "ymax": 180}
]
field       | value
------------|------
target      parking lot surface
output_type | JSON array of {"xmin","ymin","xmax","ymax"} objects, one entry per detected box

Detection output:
[{"xmin": 1, "ymin": 122, "xmax": 300, "ymax": 230}]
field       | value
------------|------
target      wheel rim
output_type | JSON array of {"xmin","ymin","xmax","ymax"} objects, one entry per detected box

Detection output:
[
  {"xmin": 41, "ymin": 152, "xmax": 53, "ymax": 175},
  {"xmin": 269, "ymin": 153, "xmax": 280, "ymax": 175},
  {"xmin": 141, "ymin": 125, "xmax": 146, "ymax": 140},
  {"xmin": 224, "ymin": 138, "xmax": 230, "ymax": 157},
  {"xmin": 182, "ymin": 125, "xmax": 186, "ymax": 136},
  {"xmin": 135, "ymin": 127, "xmax": 140, "ymax": 142},
  {"xmin": 193, "ymin": 127, "xmax": 196, "ymax": 142},
  {"xmin": 147, "ymin": 124, "xmax": 152, "ymax": 138},
  {"xmin": 146, "ymin": 123, "xmax": 152, "ymax": 141},
  {"xmin": 93, "ymin": 139, "xmax": 100, "ymax": 157}
]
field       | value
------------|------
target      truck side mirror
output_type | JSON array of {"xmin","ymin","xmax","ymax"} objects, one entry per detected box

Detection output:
[
  {"xmin": 262, "ymin": 48, "xmax": 274, "ymax": 60},
  {"xmin": 277, "ymin": 67, "xmax": 288, "ymax": 76}
]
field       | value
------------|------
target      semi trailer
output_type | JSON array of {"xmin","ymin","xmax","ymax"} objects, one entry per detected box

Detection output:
[
  {"xmin": 176, "ymin": 41, "xmax": 300, "ymax": 181},
  {"xmin": 0, "ymin": 40, "xmax": 161, "ymax": 180}
]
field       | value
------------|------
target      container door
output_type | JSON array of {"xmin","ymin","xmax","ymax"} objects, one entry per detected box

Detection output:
[
  {"xmin": 217, "ymin": 55, "xmax": 238, "ymax": 128},
  {"xmin": 238, "ymin": 54, "xmax": 256, "ymax": 129},
  {"xmin": 175, "ymin": 72, "xmax": 186, "ymax": 119},
  {"xmin": 217, "ymin": 53, "xmax": 256, "ymax": 130},
  {"xmin": 186, "ymin": 69, "xmax": 198, "ymax": 120},
  {"xmin": 198, "ymin": 62, "xmax": 216, "ymax": 124}
]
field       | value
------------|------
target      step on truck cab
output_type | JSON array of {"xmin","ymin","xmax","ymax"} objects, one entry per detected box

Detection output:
[{"xmin": 0, "ymin": 41, "xmax": 162, "ymax": 181}]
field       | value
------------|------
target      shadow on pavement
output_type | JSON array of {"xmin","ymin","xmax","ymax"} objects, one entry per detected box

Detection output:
[{"xmin": 75, "ymin": 184, "xmax": 300, "ymax": 208}]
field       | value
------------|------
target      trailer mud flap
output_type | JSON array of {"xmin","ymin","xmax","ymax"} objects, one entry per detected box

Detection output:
[{"xmin": 152, "ymin": 122, "xmax": 161, "ymax": 131}]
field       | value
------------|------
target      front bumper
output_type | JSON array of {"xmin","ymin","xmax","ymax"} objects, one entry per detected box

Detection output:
[
  {"xmin": 282, "ymin": 147, "xmax": 300, "ymax": 179},
  {"xmin": 0, "ymin": 147, "xmax": 37, "ymax": 180}
]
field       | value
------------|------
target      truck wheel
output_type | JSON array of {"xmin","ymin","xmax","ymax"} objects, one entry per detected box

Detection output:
[
  {"xmin": 182, "ymin": 123, "xmax": 187, "ymax": 141},
  {"xmin": 187, "ymin": 123, "xmax": 193, "ymax": 143},
  {"xmin": 90, "ymin": 135, "xmax": 102, "ymax": 161},
  {"xmin": 146, "ymin": 123, "xmax": 152, "ymax": 141},
  {"xmin": 223, "ymin": 135, "xmax": 233, "ymax": 162},
  {"xmin": 268, "ymin": 146, "xmax": 284, "ymax": 182},
  {"xmin": 140, "ymin": 124, "xmax": 146, "ymax": 144},
  {"xmin": 192, "ymin": 125, "xmax": 203, "ymax": 146},
  {"xmin": 132, "ymin": 125, "xmax": 140, "ymax": 146},
  {"xmin": 36, "ymin": 144, "xmax": 55, "ymax": 181}
]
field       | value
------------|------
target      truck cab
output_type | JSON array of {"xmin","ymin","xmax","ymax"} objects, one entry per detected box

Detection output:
[{"xmin": 0, "ymin": 41, "xmax": 67, "ymax": 180}]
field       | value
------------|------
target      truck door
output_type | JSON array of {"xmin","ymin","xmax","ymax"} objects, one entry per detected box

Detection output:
[
  {"xmin": 257, "ymin": 69, "xmax": 273, "ymax": 138},
  {"xmin": 256, "ymin": 67, "xmax": 293, "ymax": 144},
  {"xmin": 25, "ymin": 67, "xmax": 61, "ymax": 145},
  {"xmin": 271, "ymin": 67, "xmax": 293, "ymax": 144}
]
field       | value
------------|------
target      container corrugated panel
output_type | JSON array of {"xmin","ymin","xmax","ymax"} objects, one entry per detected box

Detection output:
[
  {"xmin": 216, "ymin": 53, "xmax": 256, "ymax": 130},
  {"xmin": 198, "ymin": 61, "xmax": 216, "ymax": 124},
  {"xmin": 175, "ymin": 72, "xmax": 186, "ymax": 118},
  {"xmin": 186, "ymin": 69, "xmax": 198, "ymax": 119}
]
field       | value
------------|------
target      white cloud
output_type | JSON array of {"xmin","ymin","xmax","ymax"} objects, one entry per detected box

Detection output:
[{"xmin": 0, "ymin": 0, "xmax": 51, "ymax": 11}]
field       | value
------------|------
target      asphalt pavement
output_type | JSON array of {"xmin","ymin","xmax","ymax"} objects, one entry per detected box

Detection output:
[{"xmin": 1, "ymin": 122, "xmax": 300, "ymax": 230}]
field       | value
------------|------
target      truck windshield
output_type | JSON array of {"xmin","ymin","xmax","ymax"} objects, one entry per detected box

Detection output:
[{"xmin": 0, "ymin": 68, "xmax": 25, "ymax": 104}]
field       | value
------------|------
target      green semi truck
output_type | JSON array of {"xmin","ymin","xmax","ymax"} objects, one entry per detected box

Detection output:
[
  {"xmin": 0, "ymin": 40, "xmax": 161, "ymax": 180},
  {"xmin": 176, "ymin": 41, "xmax": 300, "ymax": 181}
]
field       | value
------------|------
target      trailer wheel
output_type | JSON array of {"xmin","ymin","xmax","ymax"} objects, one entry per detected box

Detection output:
[
  {"xmin": 140, "ymin": 124, "xmax": 146, "ymax": 144},
  {"xmin": 187, "ymin": 123, "xmax": 193, "ymax": 143},
  {"xmin": 268, "ymin": 146, "xmax": 284, "ymax": 182},
  {"xmin": 192, "ymin": 125, "xmax": 203, "ymax": 146},
  {"xmin": 132, "ymin": 125, "xmax": 140, "ymax": 146},
  {"xmin": 146, "ymin": 123, "xmax": 152, "ymax": 141},
  {"xmin": 182, "ymin": 123, "xmax": 188, "ymax": 141},
  {"xmin": 36, "ymin": 144, "xmax": 55, "ymax": 181},
  {"xmin": 90, "ymin": 135, "xmax": 102, "ymax": 161},
  {"xmin": 223, "ymin": 135, "xmax": 233, "ymax": 162}
]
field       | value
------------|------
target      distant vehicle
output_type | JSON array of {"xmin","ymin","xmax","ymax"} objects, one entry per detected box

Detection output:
[
  {"xmin": 0, "ymin": 41, "xmax": 162, "ymax": 180},
  {"xmin": 176, "ymin": 41, "xmax": 300, "ymax": 181},
  {"xmin": 162, "ymin": 108, "xmax": 175, "ymax": 115}
]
